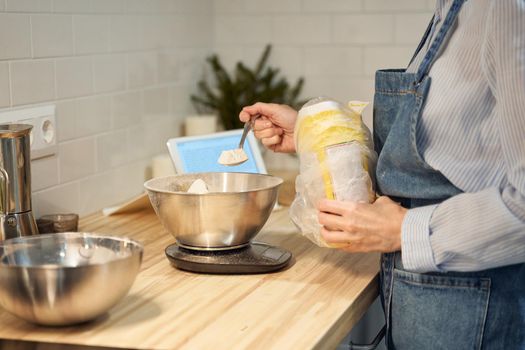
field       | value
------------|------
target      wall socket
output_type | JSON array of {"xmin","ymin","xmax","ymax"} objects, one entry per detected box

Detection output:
[{"xmin": 0, "ymin": 105, "xmax": 57, "ymax": 160}]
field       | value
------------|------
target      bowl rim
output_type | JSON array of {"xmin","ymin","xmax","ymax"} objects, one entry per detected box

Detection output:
[
  {"xmin": 0, "ymin": 232, "xmax": 144, "ymax": 269},
  {"xmin": 143, "ymin": 172, "xmax": 283, "ymax": 196}
]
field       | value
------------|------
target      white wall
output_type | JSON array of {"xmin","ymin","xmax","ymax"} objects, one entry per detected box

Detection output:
[
  {"xmin": 212, "ymin": 0, "xmax": 435, "ymax": 127},
  {"xmin": 0, "ymin": 0, "xmax": 213, "ymax": 217}
]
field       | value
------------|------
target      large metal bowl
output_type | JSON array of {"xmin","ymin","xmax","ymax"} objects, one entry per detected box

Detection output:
[
  {"xmin": 0, "ymin": 233, "xmax": 143, "ymax": 326},
  {"xmin": 144, "ymin": 172, "xmax": 283, "ymax": 250}
]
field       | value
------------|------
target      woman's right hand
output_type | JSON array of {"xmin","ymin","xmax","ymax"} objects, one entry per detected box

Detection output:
[{"xmin": 239, "ymin": 103, "xmax": 298, "ymax": 153}]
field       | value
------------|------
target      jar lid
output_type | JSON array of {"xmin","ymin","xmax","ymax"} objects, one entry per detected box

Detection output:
[{"xmin": 0, "ymin": 124, "xmax": 33, "ymax": 138}]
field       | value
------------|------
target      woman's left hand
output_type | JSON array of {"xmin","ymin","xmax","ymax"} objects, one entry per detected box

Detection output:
[{"xmin": 318, "ymin": 196, "xmax": 407, "ymax": 253}]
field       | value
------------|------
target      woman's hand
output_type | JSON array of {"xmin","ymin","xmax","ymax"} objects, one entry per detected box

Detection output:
[
  {"xmin": 239, "ymin": 102, "xmax": 298, "ymax": 153},
  {"xmin": 318, "ymin": 196, "xmax": 407, "ymax": 253}
]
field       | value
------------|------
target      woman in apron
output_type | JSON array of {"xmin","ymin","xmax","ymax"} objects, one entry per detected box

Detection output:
[{"xmin": 240, "ymin": 0, "xmax": 525, "ymax": 348}]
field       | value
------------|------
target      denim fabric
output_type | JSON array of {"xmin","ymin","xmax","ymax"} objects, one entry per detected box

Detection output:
[{"xmin": 373, "ymin": 0, "xmax": 525, "ymax": 348}]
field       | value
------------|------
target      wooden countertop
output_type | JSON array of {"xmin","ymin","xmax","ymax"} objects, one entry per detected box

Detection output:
[{"xmin": 0, "ymin": 208, "xmax": 380, "ymax": 350}]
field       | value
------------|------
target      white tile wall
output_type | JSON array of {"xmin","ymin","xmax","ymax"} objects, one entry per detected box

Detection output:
[
  {"xmin": 0, "ymin": 0, "xmax": 214, "ymax": 217},
  {"xmin": 0, "ymin": 0, "xmax": 435, "ymax": 217}
]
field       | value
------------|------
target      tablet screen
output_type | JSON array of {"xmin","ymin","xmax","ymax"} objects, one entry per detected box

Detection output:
[{"xmin": 169, "ymin": 132, "xmax": 265, "ymax": 174}]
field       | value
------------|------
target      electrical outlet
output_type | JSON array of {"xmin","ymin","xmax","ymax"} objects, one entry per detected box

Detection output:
[{"xmin": 0, "ymin": 105, "xmax": 57, "ymax": 160}]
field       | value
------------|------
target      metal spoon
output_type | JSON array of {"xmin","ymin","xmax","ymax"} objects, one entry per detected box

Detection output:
[{"xmin": 218, "ymin": 115, "xmax": 258, "ymax": 166}]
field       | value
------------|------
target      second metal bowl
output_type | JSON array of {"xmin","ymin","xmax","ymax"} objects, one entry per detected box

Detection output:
[{"xmin": 0, "ymin": 232, "xmax": 143, "ymax": 326}]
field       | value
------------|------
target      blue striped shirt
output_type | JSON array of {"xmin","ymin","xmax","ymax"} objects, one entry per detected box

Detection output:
[{"xmin": 401, "ymin": 0, "xmax": 525, "ymax": 272}]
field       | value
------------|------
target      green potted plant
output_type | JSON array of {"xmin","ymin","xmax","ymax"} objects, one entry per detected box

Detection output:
[{"xmin": 191, "ymin": 44, "xmax": 306, "ymax": 130}]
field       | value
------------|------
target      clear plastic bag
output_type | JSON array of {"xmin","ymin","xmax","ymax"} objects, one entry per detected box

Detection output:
[{"xmin": 290, "ymin": 97, "xmax": 377, "ymax": 247}]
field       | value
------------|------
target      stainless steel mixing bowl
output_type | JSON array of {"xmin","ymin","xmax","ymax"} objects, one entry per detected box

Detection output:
[
  {"xmin": 0, "ymin": 232, "xmax": 143, "ymax": 326},
  {"xmin": 144, "ymin": 172, "xmax": 283, "ymax": 250}
]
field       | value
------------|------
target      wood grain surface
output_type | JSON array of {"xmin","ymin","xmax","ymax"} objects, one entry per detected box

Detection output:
[{"xmin": 0, "ymin": 208, "xmax": 379, "ymax": 350}]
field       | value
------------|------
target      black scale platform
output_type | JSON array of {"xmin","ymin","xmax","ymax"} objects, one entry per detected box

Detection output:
[{"xmin": 165, "ymin": 242, "xmax": 292, "ymax": 274}]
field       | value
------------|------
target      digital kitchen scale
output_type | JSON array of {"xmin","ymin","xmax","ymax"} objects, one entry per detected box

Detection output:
[{"xmin": 165, "ymin": 242, "xmax": 292, "ymax": 274}]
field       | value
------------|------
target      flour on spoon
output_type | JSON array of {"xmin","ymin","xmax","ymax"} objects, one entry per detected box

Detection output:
[{"xmin": 218, "ymin": 148, "xmax": 248, "ymax": 166}]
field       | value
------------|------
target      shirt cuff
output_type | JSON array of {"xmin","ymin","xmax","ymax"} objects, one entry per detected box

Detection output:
[{"xmin": 401, "ymin": 205, "xmax": 440, "ymax": 272}]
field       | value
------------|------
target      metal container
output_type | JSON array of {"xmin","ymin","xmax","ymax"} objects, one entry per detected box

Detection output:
[
  {"xmin": 0, "ymin": 232, "xmax": 143, "ymax": 326},
  {"xmin": 0, "ymin": 124, "xmax": 38, "ymax": 240},
  {"xmin": 144, "ymin": 172, "xmax": 283, "ymax": 250}
]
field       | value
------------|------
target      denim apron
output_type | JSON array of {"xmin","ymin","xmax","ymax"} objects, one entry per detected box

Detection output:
[{"xmin": 373, "ymin": 0, "xmax": 525, "ymax": 349}]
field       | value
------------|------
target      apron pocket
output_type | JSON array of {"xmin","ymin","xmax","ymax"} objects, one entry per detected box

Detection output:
[{"xmin": 391, "ymin": 268, "xmax": 490, "ymax": 350}]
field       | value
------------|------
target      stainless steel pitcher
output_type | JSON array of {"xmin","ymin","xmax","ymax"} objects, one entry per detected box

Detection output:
[{"xmin": 0, "ymin": 124, "xmax": 38, "ymax": 240}]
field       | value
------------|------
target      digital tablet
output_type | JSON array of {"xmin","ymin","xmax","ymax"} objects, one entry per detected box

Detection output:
[{"xmin": 166, "ymin": 129, "xmax": 267, "ymax": 174}]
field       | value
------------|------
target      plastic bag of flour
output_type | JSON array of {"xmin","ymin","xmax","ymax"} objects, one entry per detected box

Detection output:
[{"xmin": 289, "ymin": 97, "xmax": 377, "ymax": 247}]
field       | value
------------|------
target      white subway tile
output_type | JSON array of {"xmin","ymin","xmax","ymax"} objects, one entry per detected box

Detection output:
[
  {"xmin": 55, "ymin": 100, "xmax": 77, "ymax": 142},
  {"xmin": 92, "ymin": 54, "xmax": 126, "ymax": 93},
  {"xmin": 10, "ymin": 59, "xmax": 55, "ymax": 106},
  {"xmin": 0, "ymin": 14, "xmax": 31, "ymax": 60},
  {"xmin": 77, "ymin": 161, "xmax": 146, "ymax": 216},
  {"xmin": 304, "ymin": 46, "xmax": 362, "ymax": 77},
  {"xmin": 126, "ymin": 52, "xmax": 157, "ymax": 88},
  {"xmin": 59, "ymin": 137, "xmax": 96, "ymax": 182},
  {"xmin": 143, "ymin": 87, "xmax": 171, "ymax": 122},
  {"xmin": 32, "ymin": 14, "xmax": 73, "ymax": 57},
  {"xmin": 302, "ymin": 0, "xmax": 362, "ymax": 12},
  {"xmin": 157, "ymin": 0, "xmax": 178, "ymax": 14},
  {"xmin": 244, "ymin": 0, "xmax": 301, "ymax": 13},
  {"xmin": 97, "ymin": 130, "xmax": 128, "ymax": 170},
  {"xmin": 31, "ymin": 156, "xmax": 59, "ymax": 191},
  {"xmin": 112, "ymin": 91, "xmax": 142, "ymax": 129},
  {"xmin": 214, "ymin": 15, "xmax": 271, "ymax": 45},
  {"xmin": 170, "ymin": 84, "xmax": 194, "ymax": 116},
  {"xmin": 75, "ymin": 96, "xmax": 111, "ymax": 137},
  {"xmin": 55, "ymin": 57, "xmax": 93, "ymax": 99},
  {"xmin": 301, "ymin": 77, "xmax": 333, "ymax": 101},
  {"xmin": 427, "ymin": 0, "xmax": 437, "ymax": 11},
  {"xmin": 0, "ymin": 63, "xmax": 9, "ymax": 107},
  {"xmin": 395, "ymin": 14, "xmax": 433, "ymax": 45},
  {"xmin": 74, "ymin": 15, "xmax": 110, "ymax": 54},
  {"xmin": 172, "ymin": 14, "xmax": 212, "ymax": 47},
  {"xmin": 242, "ymin": 46, "xmax": 304, "ymax": 80},
  {"xmin": 33, "ymin": 182, "xmax": 80, "ymax": 217},
  {"xmin": 56, "ymin": 96, "xmax": 111, "ymax": 141},
  {"xmin": 5, "ymin": 0, "xmax": 52, "ymax": 12},
  {"xmin": 333, "ymin": 14, "xmax": 394, "ymax": 44},
  {"xmin": 213, "ymin": 0, "xmax": 244, "ymax": 13},
  {"xmin": 77, "ymin": 172, "xmax": 114, "ymax": 215},
  {"xmin": 142, "ymin": 15, "xmax": 172, "ymax": 50},
  {"xmin": 364, "ymin": 0, "xmax": 428, "ymax": 12},
  {"xmin": 0, "ymin": 1, "xmax": 4, "ymax": 11},
  {"xmin": 175, "ymin": 0, "xmax": 211, "ymax": 14},
  {"xmin": 127, "ymin": 125, "xmax": 150, "ymax": 159},
  {"xmin": 127, "ymin": 0, "xmax": 157, "ymax": 14},
  {"xmin": 157, "ymin": 50, "xmax": 179, "ymax": 84},
  {"xmin": 272, "ymin": 15, "xmax": 331, "ymax": 45},
  {"xmin": 91, "ymin": 0, "xmax": 127, "ymax": 14},
  {"xmin": 53, "ymin": 0, "xmax": 91, "ymax": 13},
  {"xmin": 176, "ymin": 47, "xmax": 209, "ymax": 82},
  {"xmin": 363, "ymin": 46, "xmax": 413, "ymax": 76},
  {"xmin": 109, "ymin": 15, "xmax": 143, "ymax": 52}
]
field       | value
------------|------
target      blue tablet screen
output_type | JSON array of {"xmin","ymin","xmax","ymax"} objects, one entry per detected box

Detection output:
[{"xmin": 176, "ymin": 135, "xmax": 261, "ymax": 173}]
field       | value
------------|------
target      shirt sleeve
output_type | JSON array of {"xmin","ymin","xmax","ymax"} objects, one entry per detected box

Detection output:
[{"xmin": 401, "ymin": 0, "xmax": 525, "ymax": 272}]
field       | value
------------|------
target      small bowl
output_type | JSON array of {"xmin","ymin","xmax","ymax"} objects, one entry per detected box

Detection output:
[
  {"xmin": 0, "ymin": 233, "xmax": 143, "ymax": 326},
  {"xmin": 39, "ymin": 213, "xmax": 79, "ymax": 232},
  {"xmin": 145, "ymin": 172, "xmax": 282, "ymax": 250}
]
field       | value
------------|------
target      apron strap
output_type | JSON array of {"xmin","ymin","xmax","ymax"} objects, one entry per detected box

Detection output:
[
  {"xmin": 415, "ymin": 0, "xmax": 466, "ymax": 83},
  {"xmin": 407, "ymin": 15, "xmax": 435, "ymax": 68}
]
